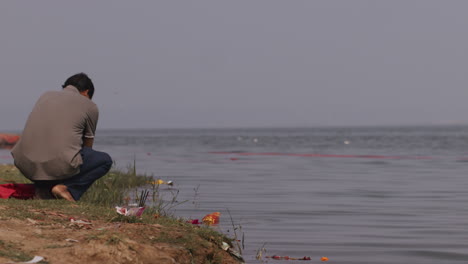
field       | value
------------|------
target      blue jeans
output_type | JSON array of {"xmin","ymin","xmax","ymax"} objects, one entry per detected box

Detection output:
[{"xmin": 34, "ymin": 147, "xmax": 112, "ymax": 201}]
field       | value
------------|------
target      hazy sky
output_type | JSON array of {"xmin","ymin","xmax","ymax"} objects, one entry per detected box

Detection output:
[{"xmin": 2, "ymin": 1, "xmax": 468, "ymax": 130}]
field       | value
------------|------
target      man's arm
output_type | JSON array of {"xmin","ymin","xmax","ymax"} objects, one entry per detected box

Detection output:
[
  {"xmin": 83, "ymin": 137, "xmax": 94, "ymax": 148},
  {"xmin": 83, "ymin": 104, "xmax": 98, "ymax": 148}
]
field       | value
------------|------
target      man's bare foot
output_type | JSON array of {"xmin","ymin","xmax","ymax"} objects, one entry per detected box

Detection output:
[{"xmin": 51, "ymin": 184, "xmax": 76, "ymax": 202}]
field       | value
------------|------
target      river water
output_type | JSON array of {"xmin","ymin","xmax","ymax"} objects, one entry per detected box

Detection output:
[{"xmin": 2, "ymin": 125, "xmax": 468, "ymax": 263}]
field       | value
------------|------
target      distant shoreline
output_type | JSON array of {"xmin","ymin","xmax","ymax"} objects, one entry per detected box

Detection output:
[{"xmin": 3, "ymin": 122, "xmax": 468, "ymax": 133}]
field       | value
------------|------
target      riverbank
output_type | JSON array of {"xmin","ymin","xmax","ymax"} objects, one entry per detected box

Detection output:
[{"xmin": 0, "ymin": 165, "xmax": 244, "ymax": 264}]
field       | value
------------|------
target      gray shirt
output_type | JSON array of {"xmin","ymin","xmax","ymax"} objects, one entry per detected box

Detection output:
[{"xmin": 11, "ymin": 86, "xmax": 99, "ymax": 181}]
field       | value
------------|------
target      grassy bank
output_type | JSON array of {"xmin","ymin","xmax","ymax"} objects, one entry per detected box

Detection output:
[{"xmin": 0, "ymin": 165, "xmax": 244, "ymax": 264}]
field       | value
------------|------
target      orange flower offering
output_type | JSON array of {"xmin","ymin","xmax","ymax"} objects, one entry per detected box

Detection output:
[{"xmin": 202, "ymin": 212, "xmax": 220, "ymax": 225}]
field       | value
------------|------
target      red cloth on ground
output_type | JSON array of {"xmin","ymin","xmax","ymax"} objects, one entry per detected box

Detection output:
[{"xmin": 0, "ymin": 184, "xmax": 35, "ymax": 199}]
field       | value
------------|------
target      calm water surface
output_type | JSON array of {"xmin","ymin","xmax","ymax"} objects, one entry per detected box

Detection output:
[{"xmin": 3, "ymin": 126, "xmax": 468, "ymax": 263}]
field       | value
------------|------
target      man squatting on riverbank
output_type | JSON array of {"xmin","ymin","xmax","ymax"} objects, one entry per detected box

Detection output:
[{"xmin": 11, "ymin": 73, "xmax": 112, "ymax": 202}]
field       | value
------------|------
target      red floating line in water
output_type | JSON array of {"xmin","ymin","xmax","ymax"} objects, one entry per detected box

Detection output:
[{"xmin": 209, "ymin": 152, "xmax": 434, "ymax": 160}]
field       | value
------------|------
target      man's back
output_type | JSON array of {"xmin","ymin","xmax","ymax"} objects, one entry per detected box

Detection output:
[{"xmin": 12, "ymin": 86, "xmax": 98, "ymax": 181}]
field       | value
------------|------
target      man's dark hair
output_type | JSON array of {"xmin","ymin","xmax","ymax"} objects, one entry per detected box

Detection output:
[{"xmin": 62, "ymin": 73, "xmax": 95, "ymax": 99}]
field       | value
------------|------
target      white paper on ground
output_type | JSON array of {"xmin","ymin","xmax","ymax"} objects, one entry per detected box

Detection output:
[{"xmin": 5, "ymin": 256, "xmax": 44, "ymax": 264}]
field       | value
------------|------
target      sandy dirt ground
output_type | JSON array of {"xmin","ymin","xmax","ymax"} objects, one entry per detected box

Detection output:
[{"xmin": 0, "ymin": 206, "xmax": 241, "ymax": 264}]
